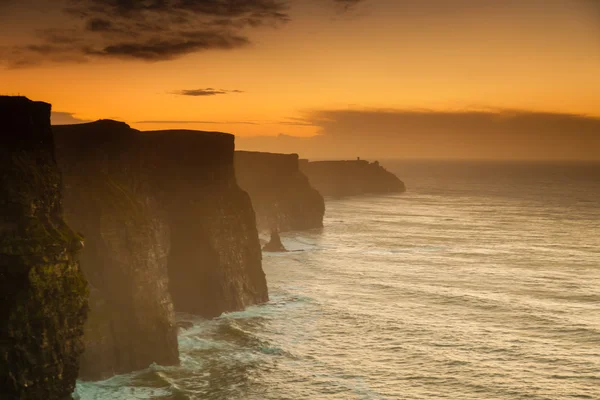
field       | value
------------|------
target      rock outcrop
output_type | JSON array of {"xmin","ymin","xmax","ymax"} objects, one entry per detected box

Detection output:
[
  {"xmin": 0, "ymin": 96, "xmax": 88, "ymax": 399},
  {"xmin": 262, "ymin": 230, "xmax": 287, "ymax": 252},
  {"xmin": 53, "ymin": 121, "xmax": 179, "ymax": 380},
  {"xmin": 300, "ymin": 159, "xmax": 406, "ymax": 197},
  {"xmin": 144, "ymin": 131, "xmax": 267, "ymax": 317},
  {"xmin": 235, "ymin": 151, "xmax": 325, "ymax": 232}
]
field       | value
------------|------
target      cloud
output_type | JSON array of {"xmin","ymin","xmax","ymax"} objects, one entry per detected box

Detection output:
[
  {"xmin": 333, "ymin": 0, "xmax": 364, "ymax": 11},
  {"xmin": 2, "ymin": 0, "xmax": 289, "ymax": 66},
  {"xmin": 1, "ymin": 0, "xmax": 367, "ymax": 67},
  {"xmin": 237, "ymin": 108, "xmax": 600, "ymax": 161},
  {"xmin": 51, "ymin": 111, "xmax": 92, "ymax": 125},
  {"xmin": 136, "ymin": 119, "xmax": 258, "ymax": 125},
  {"xmin": 171, "ymin": 88, "xmax": 245, "ymax": 96}
]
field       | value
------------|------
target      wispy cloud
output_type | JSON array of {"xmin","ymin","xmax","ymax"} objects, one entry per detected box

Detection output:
[
  {"xmin": 170, "ymin": 88, "xmax": 244, "ymax": 97},
  {"xmin": 136, "ymin": 120, "xmax": 258, "ymax": 125},
  {"xmin": 333, "ymin": 0, "xmax": 365, "ymax": 11},
  {"xmin": 51, "ymin": 111, "xmax": 91, "ymax": 125}
]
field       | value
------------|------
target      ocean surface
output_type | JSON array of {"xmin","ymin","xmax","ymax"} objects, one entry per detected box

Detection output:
[{"xmin": 75, "ymin": 161, "xmax": 600, "ymax": 400}]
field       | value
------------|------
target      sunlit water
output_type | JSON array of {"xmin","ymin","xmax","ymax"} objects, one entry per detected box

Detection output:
[{"xmin": 75, "ymin": 161, "xmax": 600, "ymax": 400}]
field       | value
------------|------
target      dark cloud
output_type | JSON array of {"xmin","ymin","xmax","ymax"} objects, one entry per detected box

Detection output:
[
  {"xmin": 1, "ymin": 0, "xmax": 366, "ymax": 67},
  {"xmin": 85, "ymin": 18, "xmax": 114, "ymax": 32},
  {"xmin": 236, "ymin": 109, "xmax": 600, "ymax": 161},
  {"xmin": 2, "ymin": 0, "xmax": 289, "ymax": 66},
  {"xmin": 87, "ymin": 34, "xmax": 249, "ymax": 61},
  {"xmin": 171, "ymin": 88, "xmax": 245, "ymax": 96},
  {"xmin": 333, "ymin": 0, "xmax": 364, "ymax": 11}
]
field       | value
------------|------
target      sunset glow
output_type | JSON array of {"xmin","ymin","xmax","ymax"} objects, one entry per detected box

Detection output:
[{"xmin": 1, "ymin": 0, "xmax": 598, "ymax": 139}]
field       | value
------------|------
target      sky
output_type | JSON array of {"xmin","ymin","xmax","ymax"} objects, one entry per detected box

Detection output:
[{"xmin": 1, "ymin": 0, "xmax": 599, "ymax": 160}]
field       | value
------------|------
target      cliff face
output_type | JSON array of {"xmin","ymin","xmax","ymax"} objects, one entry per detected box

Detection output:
[
  {"xmin": 143, "ymin": 131, "xmax": 267, "ymax": 317},
  {"xmin": 55, "ymin": 123, "xmax": 267, "ymax": 339},
  {"xmin": 53, "ymin": 121, "xmax": 179, "ymax": 380},
  {"xmin": 0, "ymin": 97, "xmax": 88, "ymax": 399},
  {"xmin": 235, "ymin": 151, "xmax": 325, "ymax": 232},
  {"xmin": 300, "ymin": 159, "xmax": 406, "ymax": 197}
]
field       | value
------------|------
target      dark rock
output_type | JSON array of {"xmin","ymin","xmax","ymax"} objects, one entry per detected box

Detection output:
[
  {"xmin": 235, "ymin": 151, "xmax": 325, "ymax": 232},
  {"xmin": 0, "ymin": 96, "xmax": 88, "ymax": 399},
  {"xmin": 262, "ymin": 230, "xmax": 287, "ymax": 252},
  {"xmin": 53, "ymin": 120, "xmax": 179, "ymax": 380},
  {"xmin": 300, "ymin": 159, "xmax": 406, "ymax": 197}
]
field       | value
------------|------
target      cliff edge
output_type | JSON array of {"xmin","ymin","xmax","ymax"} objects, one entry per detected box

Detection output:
[{"xmin": 0, "ymin": 97, "xmax": 88, "ymax": 399}]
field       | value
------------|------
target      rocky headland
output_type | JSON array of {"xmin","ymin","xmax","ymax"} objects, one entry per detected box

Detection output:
[{"xmin": 300, "ymin": 159, "xmax": 406, "ymax": 197}]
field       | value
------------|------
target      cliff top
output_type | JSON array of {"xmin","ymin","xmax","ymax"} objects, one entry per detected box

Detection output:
[
  {"xmin": 54, "ymin": 119, "xmax": 131, "ymax": 129},
  {"xmin": 0, "ymin": 95, "xmax": 49, "ymax": 106},
  {"xmin": 54, "ymin": 120, "xmax": 232, "ymax": 139},
  {"xmin": 54, "ymin": 121, "xmax": 235, "ymax": 150}
]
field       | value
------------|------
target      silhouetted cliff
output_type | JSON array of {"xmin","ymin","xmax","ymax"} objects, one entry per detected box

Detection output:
[
  {"xmin": 300, "ymin": 159, "xmax": 406, "ymax": 197},
  {"xmin": 53, "ymin": 121, "xmax": 179, "ymax": 380},
  {"xmin": 235, "ymin": 151, "xmax": 325, "ymax": 232},
  {"xmin": 54, "ymin": 123, "xmax": 267, "ymax": 352},
  {"xmin": 0, "ymin": 97, "xmax": 88, "ymax": 399},
  {"xmin": 143, "ymin": 131, "xmax": 267, "ymax": 317}
]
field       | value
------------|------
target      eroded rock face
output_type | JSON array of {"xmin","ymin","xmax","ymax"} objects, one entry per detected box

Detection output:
[
  {"xmin": 300, "ymin": 159, "xmax": 406, "ymax": 197},
  {"xmin": 54, "ymin": 121, "xmax": 179, "ymax": 380},
  {"xmin": 235, "ymin": 151, "xmax": 325, "ymax": 232},
  {"xmin": 0, "ymin": 96, "xmax": 88, "ymax": 399},
  {"xmin": 143, "ymin": 131, "xmax": 268, "ymax": 317}
]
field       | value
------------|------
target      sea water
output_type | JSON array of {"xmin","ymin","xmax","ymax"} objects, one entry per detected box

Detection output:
[{"xmin": 75, "ymin": 161, "xmax": 600, "ymax": 400}]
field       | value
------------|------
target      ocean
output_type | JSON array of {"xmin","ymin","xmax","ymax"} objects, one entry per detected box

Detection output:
[{"xmin": 75, "ymin": 160, "xmax": 600, "ymax": 400}]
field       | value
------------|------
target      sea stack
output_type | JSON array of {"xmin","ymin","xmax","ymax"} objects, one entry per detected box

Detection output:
[
  {"xmin": 53, "ymin": 121, "xmax": 179, "ymax": 380},
  {"xmin": 262, "ymin": 229, "xmax": 287, "ymax": 252},
  {"xmin": 235, "ymin": 151, "xmax": 325, "ymax": 232},
  {"xmin": 300, "ymin": 159, "xmax": 406, "ymax": 197},
  {"xmin": 0, "ymin": 97, "xmax": 88, "ymax": 399}
]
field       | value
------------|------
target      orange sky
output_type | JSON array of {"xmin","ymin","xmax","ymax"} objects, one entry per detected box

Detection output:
[{"xmin": 1, "ymin": 0, "xmax": 599, "ymax": 138}]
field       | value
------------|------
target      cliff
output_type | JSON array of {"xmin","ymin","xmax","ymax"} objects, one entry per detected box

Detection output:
[
  {"xmin": 142, "ymin": 131, "xmax": 267, "ymax": 317},
  {"xmin": 54, "ymin": 122, "xmax": 267, "ymax": 339},
  {"xmin": 235, "ymin": 151, "xmax": 325, "ymax": 232},
  {"xmin": 300, "ymin": 159, "xmax": 406, "ymax": 197},
  {"xmin": 0, "ymin": 97, "xmax": 88, "ymax": 399},
  {"xmin": 53, "ymin": 121, "xmax": 179, "ymax": 380}
]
